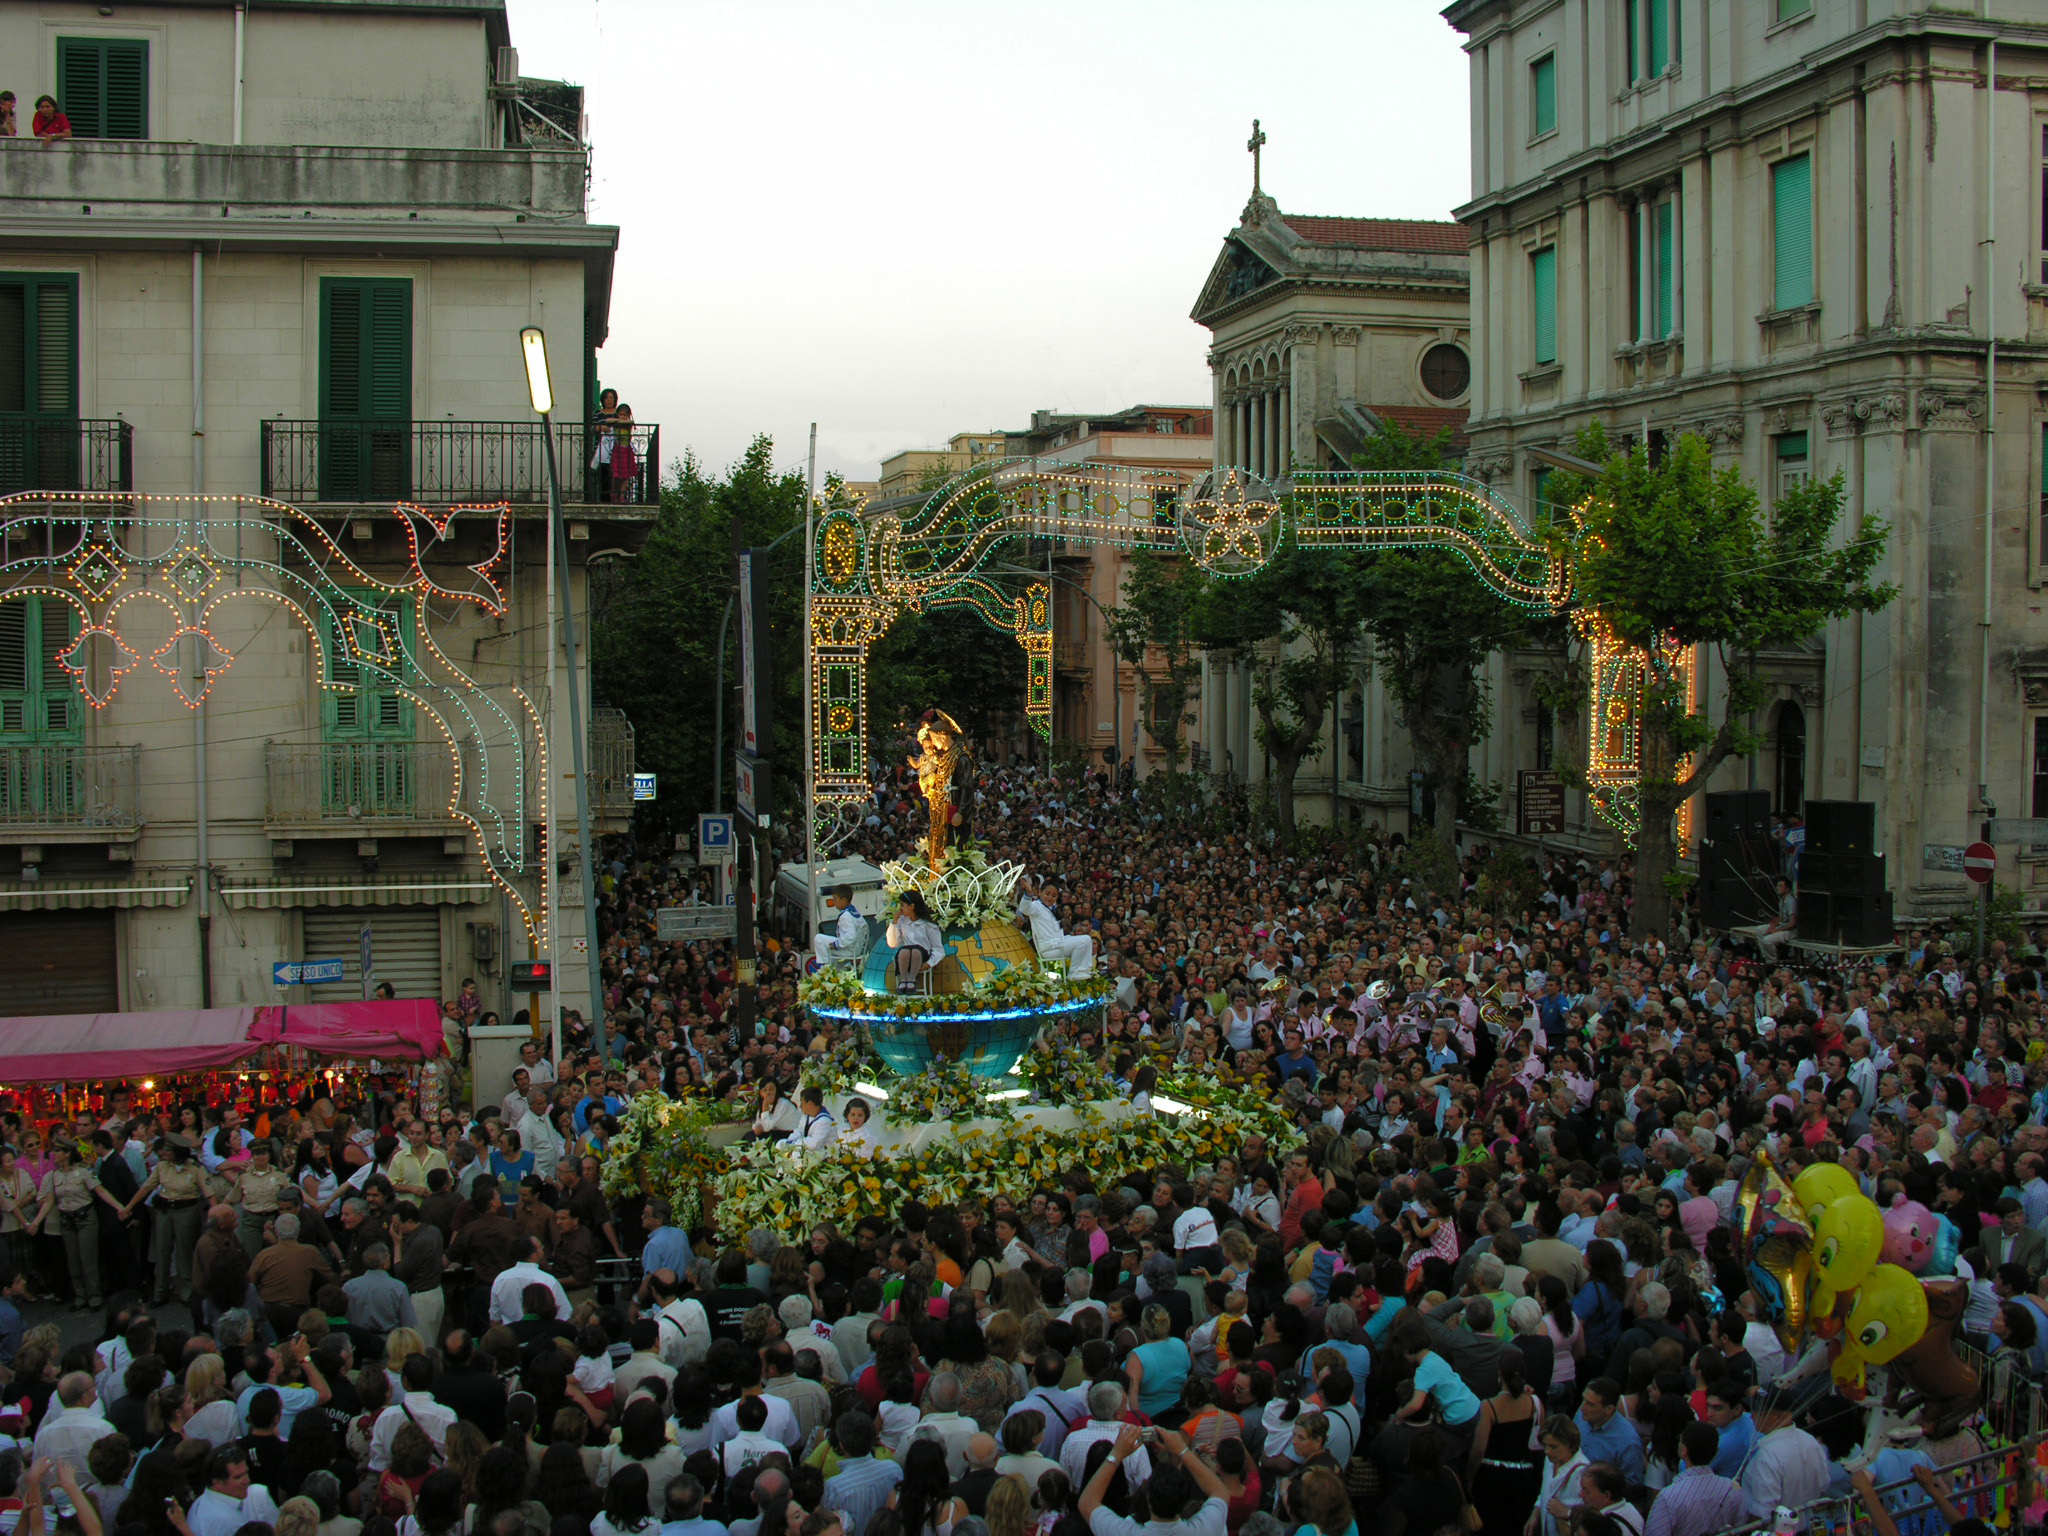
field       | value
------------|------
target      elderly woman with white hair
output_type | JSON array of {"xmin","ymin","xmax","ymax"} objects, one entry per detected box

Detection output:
[
  {"xmin": 776, "ymin": 1292, "xmax": 847, "ymax": 1385},
  {"xmin": 1507, "ymin": 1295, "xmax": 1556, "ymax": 1400}
]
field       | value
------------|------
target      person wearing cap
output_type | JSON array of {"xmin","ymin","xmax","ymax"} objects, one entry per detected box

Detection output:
[{"xmin": 1737, "ymin": 1382, "xmax": 1829, "ymax": 1519}]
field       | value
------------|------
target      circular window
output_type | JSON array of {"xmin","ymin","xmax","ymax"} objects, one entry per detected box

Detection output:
[{"xmin": 1419, "ymin": 343, "xmax": 1471, "ymax": 401}]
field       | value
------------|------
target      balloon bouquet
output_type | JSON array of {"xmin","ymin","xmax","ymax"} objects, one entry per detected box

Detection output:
[{"xmin": 1738, "ymin": 1151, "xmax": 1981, "ymax": 1427}]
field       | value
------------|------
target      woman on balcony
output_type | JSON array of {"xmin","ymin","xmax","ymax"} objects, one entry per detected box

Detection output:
[{"xmin": 607, "ymin": 405, "xmax": 639, "ymax": 502}]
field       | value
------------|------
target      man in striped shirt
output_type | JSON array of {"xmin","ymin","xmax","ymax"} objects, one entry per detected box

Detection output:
[
  {"xmin": 822, "ymin": 1410, "xmax": 903, "ymax": 1536},
  {"xmin": 1647, "ymin": 1422, "xmax": 1748, "ymax": 1536}
]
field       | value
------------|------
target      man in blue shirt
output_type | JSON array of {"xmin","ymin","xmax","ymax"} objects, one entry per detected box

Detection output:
[
  {"xmin": 0, "ymin": 1265, "xmax": 25, "ymax": 1375},
  {"xmin": 1275, "ymin": 1030, "xmax": 1317, "ymax": 1086},
  {"xmin": 820, "ymin": 1410, "xmax": 902, "ymax": 1536},
  {"xmin": 640, "ymin": 1198, "xmax": 694, "ymax": 1282},
  {"xmin": 1703, "ymin": 1380, "xmax": 1758, "ymax": 1479},
  {"xmin": 659, "ymin": 1472, "xmax": 731, "ymax": 1536},
  {"xmin": 1574, "ymin": 1377, "xmax": 1645, "ymax": 1484}
]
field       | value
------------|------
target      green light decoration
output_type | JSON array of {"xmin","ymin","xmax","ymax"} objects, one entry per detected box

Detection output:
[
  {"xmin": 0, "ymin": 491, "xmax": 546, "ymax": 944},
  {"xmin": 808, "ymin": 458, "xmax": 1681, "ymax": 851}
]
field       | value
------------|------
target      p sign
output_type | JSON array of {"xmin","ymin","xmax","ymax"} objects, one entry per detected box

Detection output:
[{"xmin": 699, "ymin": 813, "xmax": 735, "ymax": 854}]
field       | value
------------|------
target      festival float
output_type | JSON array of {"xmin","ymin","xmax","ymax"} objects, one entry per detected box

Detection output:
[{"xmin": 602, "ymin": 708, "xmax": 1297, "ymax": 1239}]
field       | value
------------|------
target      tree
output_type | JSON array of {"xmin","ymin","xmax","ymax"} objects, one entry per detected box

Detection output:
[
  {"xmin": 1105, "ymin": 551, "xmax": 1208, "ymax": 774},
  {"xmin": 589, "ymin": 436, "xmax": 807, "ymax": 838},
  {"xmin": 1546, "ymin": 427, "xmax": 1894, "ymax": 937},
  {"xmin": 867, "ymin": 603, "xmax": 1029, "ymax": 753},
  {"xmin": 1342, "ymin": 423, "xmax": 1562, "ymax": 845}
]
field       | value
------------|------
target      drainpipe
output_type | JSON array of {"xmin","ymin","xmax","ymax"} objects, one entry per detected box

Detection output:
[
  {"xmin": 232, "ymin": 3, "xmax": 245, "ymax": 145},
  {"xmin": 1980, "ymin": 32, "xmax": 1997, "ymax": 823},
  {"xmin": 192, "ymin": 247, "xmax": 212, "ymax": 1006}
]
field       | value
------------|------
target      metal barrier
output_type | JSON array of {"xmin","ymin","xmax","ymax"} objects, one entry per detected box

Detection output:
[{"xmin": 1719, "ymin": 1429, "xmax": 2043, "ymax": 1536}]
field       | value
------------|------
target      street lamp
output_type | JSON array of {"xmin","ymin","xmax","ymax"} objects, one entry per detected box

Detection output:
[{"xmin": 520, "ymin": 325, "xmax": 608, "ymax": 1068}]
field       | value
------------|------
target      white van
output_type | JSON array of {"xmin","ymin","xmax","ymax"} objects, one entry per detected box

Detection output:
[{"xmin": 775, "ymin": 858, "xmax": 888, "ymax": 941}]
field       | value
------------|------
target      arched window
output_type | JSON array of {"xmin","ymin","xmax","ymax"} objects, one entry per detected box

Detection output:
[{"xmin": 1775, "ymin": 701, "xmax": 1806, "ymax": 814}]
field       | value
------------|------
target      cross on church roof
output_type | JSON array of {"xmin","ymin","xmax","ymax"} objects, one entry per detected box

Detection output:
[{"xmin": 1247, "ymin": 118, "xmax": 1267, "ymax": 196}]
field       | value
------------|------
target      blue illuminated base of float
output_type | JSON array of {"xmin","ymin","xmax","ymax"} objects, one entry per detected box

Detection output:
[{"xmin": 805, "ymin": 994, "xmax": 1106, "ymax": 1080}]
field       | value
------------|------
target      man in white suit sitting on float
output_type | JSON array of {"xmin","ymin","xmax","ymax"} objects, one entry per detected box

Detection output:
[
  {"xmin": 812, "ymin": 883, "xmax": 867, "ymax": 970},
  {"xmin": 1017, "ymin": 878, "xmax": 1095, "ymax": 979}
]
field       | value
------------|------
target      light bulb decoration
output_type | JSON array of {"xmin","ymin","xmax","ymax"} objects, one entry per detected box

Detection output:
[
  {"xmin": 0, "ymin": 491, "xmax": 540, "ymax": 944},
  {"xmin": 804, "ymin": 459, "xmax": 1689, "ymax": 849}
]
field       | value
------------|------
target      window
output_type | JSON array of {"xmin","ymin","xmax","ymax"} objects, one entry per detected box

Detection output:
[
  {"xmin": 1625, "ymin": 0, "xmax": 1680, "ymax": 85},
  {"xmin": 1532, "ymin": 467, "xmax": 1556, "ymax": 523},
  {"xmin": 0, "ymin": 597, "xmax": 80, "ymax": 740},
  {"xmin": 1775, "ymin": 432, "xmax": 1810, "ymax": 501},
  {"xmin": 1531, "ymin": 53, "xmax": 1558, "ymax": 138},
  {"xmin": 1531, "ymin": 247, "xmax": 1558, "ymax": 367},
  {"xmin": 0, "ymin": 273, "xmax": 79, "ymax": 495},
  {"xmin": 324, "ymin": 592, "xmax": 415, "ymax": 742},
  {"xmin": 1630, "ymin": 192, "xmax": 1680, "ymax": 340},
  {"xmin": 1419, "ymin": 344, "xmax": 1470, "ymax": 400},
  {"xmin": 1535, "ymin": 701, "xmax": 1555, "ymax": 769},
  {"xmin": 318, "ymin": 277, "xmax": 412, "ymax": 499},
  {"xmin": 1772, "ymin": 154, "xmax": 1815, "ymax": 310},
  {"xmin": 56, "ymin": 37, "xmax": 148, "ymax": 139},
  {"xmin": 2040, "ymin": 124, "xmax": 2048, "ymax": 284},
  {"xmin": 2041, "ymin": 423, "xmax": 2048, "ymax": 555},
  {"xmin": 1776, "ymin": 0, "xmax": 1812, "ymax": 19},
  {"xmin": 2033, "ymin": 715, "xmax": 2048, "ymax": 819}
]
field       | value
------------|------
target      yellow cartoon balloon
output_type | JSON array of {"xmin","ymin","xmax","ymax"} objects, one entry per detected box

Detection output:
[
  {"xmin": 1793, "ymin": 1163, "xmax": 1861, "ymax": 1225},
  {"xmin": 1810, "ymin": 1193, "xmax": 1886, "ymax": 1316},
  {"xmin": 1830, "ymin": 1263, "xmax": 1929, "ymax": 1392}
]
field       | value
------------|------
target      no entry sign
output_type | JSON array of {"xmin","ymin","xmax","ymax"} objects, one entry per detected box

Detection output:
[{"xmin": 1963, "ymin": 841, "xmax": 1996, "ymax": 884}]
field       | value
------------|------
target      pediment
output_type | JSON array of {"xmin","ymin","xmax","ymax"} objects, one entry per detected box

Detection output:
[{"xmin": 1191, "ymin": 237, "xmax": 1287, "ymax": 326}]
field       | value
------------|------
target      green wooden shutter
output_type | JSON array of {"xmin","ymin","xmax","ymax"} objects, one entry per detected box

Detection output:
[
  {"xmin": 1531, "ymin": 247, "xmax": 1558, "ymax": 366},
  {"xmin": 1773, "ymin": 154, "xmax": 1814, "ymax": 309},
  {"xmin": 318, "ymin": 278, "xmax": 412, "ymax": 499},
  {"xmin": 1654, "ymin": 198, "xmax": 1676, "ymax": 338},
  {"xmin": 1648, "ymin": 0, "xmax": 1671, "ymax": 77},
  {"xmin": 1626, "ymin": 0, "xmax": 1640, "ymax": 83},
  {"xmin": 0, "ymin": 275, "xmax": 78, "ymax": 496},
  {"xmin": 1532, "ymin": 55, "xmax": 1557, "ymax": 137},
  {"xmin": 57, "ymin": 38, "xmax": 148, "ymax": 140}
]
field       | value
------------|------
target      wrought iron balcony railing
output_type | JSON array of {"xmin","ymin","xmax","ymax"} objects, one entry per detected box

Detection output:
[
  {"xmin": 259, "ymin": 420, "xmax": 660, "ymax": 506},
  {"xmin": 0, "ymin": 417, "xmax": 134, "ymax": 496},
  {"xmin": 0, "ymin": 745, "xmax": 141, "ymax": 831},
  {"xmin": 264, "ymin": 741, "xmax": 461, "ymax": 827}
]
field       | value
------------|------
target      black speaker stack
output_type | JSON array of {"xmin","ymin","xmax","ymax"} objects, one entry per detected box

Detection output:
[
  {"xmin": 1698, "ymin": 789, "xmax": 1778, "ymax": 929},
  {"xmin": 1795, "ymin": 799, "xmax": 1892, "ymax": 947}
]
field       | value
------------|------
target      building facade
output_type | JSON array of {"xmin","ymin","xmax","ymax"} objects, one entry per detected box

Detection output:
[
  {"xmin": 0, "ymin": 0, "xmax": 646, "ymax": 1019},
  {"xmin": 1444, "ymin": 0, "xmax": 2048, "ymax": 910}
]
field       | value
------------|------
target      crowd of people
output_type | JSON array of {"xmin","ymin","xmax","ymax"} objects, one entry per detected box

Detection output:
[{"xmin": 0, "ymin": 756, "xmax": 2039, "ymax": 1536}]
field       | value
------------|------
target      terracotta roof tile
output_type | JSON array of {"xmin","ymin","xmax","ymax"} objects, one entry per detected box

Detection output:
[
  {"xmin": 1281, "ymin": 216, "xmax": 1471, "ymax": 254},
  {"xmin": 1369, "ymin": 404, "xmax": 1471, "ymax": 443}
]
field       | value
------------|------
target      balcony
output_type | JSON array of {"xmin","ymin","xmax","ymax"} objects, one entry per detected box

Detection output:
[
  {"xmin": 1054, "ymin": 639, "xmax": 1091, "ymax": 672},
  {"xmin": 0, "ymin": 139, "xmax": 590, "ymax": 224},
  {"xmin": 0, "ymin": 745, "xmax": 141, "ymax": 842},
  {"xmin": 588, "ymin": 707, "xmax": 636, "ymax": 827},
  {"xmin": 260, "ymin": 420, "xmax": 659, "ymax": 507},
  {"xmin": 0, "ymin": 418, "xmax": 133, "ymax": 496},
  {"xmin": 264, "ymin": 742, "xmax": 462, "ymax": 834}
]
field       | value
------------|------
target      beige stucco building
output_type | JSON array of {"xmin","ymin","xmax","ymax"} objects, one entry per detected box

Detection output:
[
  {"xmin": 1442, "ymin": 0, "xmax": 2048, "ymax": 911},
  {"xmin": 0, "ymin": 0, "xmax": 645, "ymax": 1019}
]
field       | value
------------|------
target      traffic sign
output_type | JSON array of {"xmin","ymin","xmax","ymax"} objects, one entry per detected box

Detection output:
[
  {"xmin": 698, "ymin": 814, "xmax": 735, "ymax": 855},
  {"xmin": 273, "ymin": 959, "xmax": 344, "ymax": 986},
  {"xmin": 1963, "ymin": 841, "xmax": 1996, "ymax": 884}
]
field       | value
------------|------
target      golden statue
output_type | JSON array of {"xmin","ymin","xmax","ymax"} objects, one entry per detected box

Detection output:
[{"xmin": 910, "ymin": 708, "xmax": 972, "ymax": 872}]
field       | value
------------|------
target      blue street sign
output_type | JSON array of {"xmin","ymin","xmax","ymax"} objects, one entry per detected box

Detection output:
[
  {"xmin": 698, "ymin": 813, "xmax": 735, "ymax": 851},
  {"xmin": 274, "ymin": 959, "xmax": 345, "ymax": 986},
  {"xmin": 633, "ymin": 772, "xmax": 658, "ymax": 801}
]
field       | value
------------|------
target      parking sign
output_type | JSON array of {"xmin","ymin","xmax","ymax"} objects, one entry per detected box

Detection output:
[{"xmin": 698, "ymin": 814, "xmax": 735, "ymax": 862}]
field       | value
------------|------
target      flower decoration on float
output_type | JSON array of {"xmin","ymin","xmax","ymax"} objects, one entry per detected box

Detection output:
[{"xmin": 879, "ymin": 843, "xmax": 1025, "ymax": 930}]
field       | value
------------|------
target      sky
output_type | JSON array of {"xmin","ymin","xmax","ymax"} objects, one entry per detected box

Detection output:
[{"xmin": 503, "ymin": 0, "xmax": 1474, "ymax": 486}]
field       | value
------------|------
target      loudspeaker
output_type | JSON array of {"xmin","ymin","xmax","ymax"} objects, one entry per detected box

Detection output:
[
  {"xmin": 1796, "ymin": 890, "xmax": 1834, "ymax": 939},
  {"xmin": 1804, "ymin": 799, "xmax": 1875, "ymax": 855},
  {"xmin": 1795, "ymin": 889, "xmax": 1893, "ymax": 946},
  {"xmin": 1704, "ymin": 789, "xmax": 1772, "ymax": 847},
  {"xmin": 1824, "ymin": 852, "xmax": 1886, "ymax": 898},
  {"xmin": 1701, "ymin": 873, "xmax": 1775, "ymax": 929}
]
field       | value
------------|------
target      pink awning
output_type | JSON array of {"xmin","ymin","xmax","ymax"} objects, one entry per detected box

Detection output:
[
  {"xmin": 0, "ymin": 999, "xmax": 445, "ymax": 1081},
  {"xmin": 255, "ymin": 1000, "xmax": 446, "ymax": 1062}
]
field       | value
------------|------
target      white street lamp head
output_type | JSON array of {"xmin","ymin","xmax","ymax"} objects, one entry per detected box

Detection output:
[{"xmin": 519, "ymin": 327, "xmax": 553, "ymax": 415}]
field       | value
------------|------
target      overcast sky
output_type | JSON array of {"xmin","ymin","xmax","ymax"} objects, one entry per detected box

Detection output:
[{"xmin": 504, "ymin": 0, "xmax": 1473, "ymax": 486}]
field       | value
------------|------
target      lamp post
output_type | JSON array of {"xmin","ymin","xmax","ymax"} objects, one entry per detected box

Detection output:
[{"xmin": 520, "ymin": 326, "xmax": 609, "ymax": 1068}]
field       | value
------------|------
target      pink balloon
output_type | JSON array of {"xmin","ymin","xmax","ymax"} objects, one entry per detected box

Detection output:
[{"xmin": 1882, "ymin": 1194, "xmax": 1939, "ymax": 1274}]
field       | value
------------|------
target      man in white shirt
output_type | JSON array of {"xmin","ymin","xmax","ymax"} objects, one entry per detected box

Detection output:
[
  {"xmin": 487, "ymin": 1238, "xmax": 571, "ymax": 1325},
  {"xmin": 719, "ymin": 1395, "xmax": 785, "ymax": 1477},
  {"xmin": 186, "ymin": 1446, "xmax": 280, "ymax": 1536},
  {"xmin": 31, "ymin": 1374, "xmax": 113, "ymax": 1479},
  {"xmin": 515, "ymin": 1088, "xmax": 559, "ymax": 1180},
  {"xmin": 911, "ymin": 1372, "xmax": 980, "ymax": 1478},
  {"xmin": 517, "ymin": 1039, "xmax": 556, "ymax": 1090},
  {"xmin": 646, "ymin": 1268, "xmax": 710, "ymax": 1369},
  {"xmin": 1059, "ymin": 1381, "xmax": 1152, "ymax": 1490},
  {"xmin": 708, "ymin": 1365, "xmax": 800, "ymax": 1451},
  {"xmin": 1737, "ymin": 1385, "xmax": 1831, "ymax": 1519},
  {"xmin": 367, "ymin": 1355, "xmax": 457, "ymax": 1470},
  {"xmin": 1017, "ymin": 883, "xmax": 1095, "ymax": 978}
]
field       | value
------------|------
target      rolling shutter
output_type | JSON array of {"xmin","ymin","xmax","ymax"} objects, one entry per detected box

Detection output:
[
  {"xmin": 0, "ymin": 911, "xmax": 117, "ymax": 1016},
  {"xmin": 57, "ymin": 38, "xmax": 148, "ymax": 140},
  {"xmin": 302, "ymin": 907, "xmax": 443, "ymax": 1004},
  {"xmin": 1531, "ymin": 247, "xmax": 1558, "ymax": 365},
  {"xmin": 1772, "ymin": 154, "xmax": 1814, "ymax": 310}
]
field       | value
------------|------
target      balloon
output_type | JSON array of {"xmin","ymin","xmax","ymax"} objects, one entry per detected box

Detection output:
[
  {"xmin": 1929, "ymin": 1213, "xmax": 1961, "ymax": 1277},
  {"xmin": 1883, "ymin": 1195, "xmax": 1941, "ymax": 1273},
  {"xmin": 1739, "ymin": 1150, "xmax": 1816, "ymax": 1353},
  {"xmin": 1793, "ymin": 1163, "xmax": 1861, "ymax": 1223},
  {"xmin": 1810, "ymin": 1192, "xmax": 1886, "ymax": 1316},
  {"xmin": 1830, "ymin": 1263, "xmax": 1930, "ymax": 1393}
]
